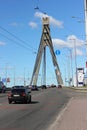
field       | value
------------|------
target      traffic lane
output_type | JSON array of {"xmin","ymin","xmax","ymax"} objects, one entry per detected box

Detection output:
[
  {"xmin": 0, "ymin": 92, "xmax": 8, "ymax": 98},
  {"xmin": 0, "ymin": 88, "xmax": 42, "ymax": 103},
  {"xmin": 0, "ymin": 88, "xmax": 70, "ymax": 130},
  {"xmin": 0, "ymin": 87, "xmax": 46, "ymax": 98},
  {"xmin": 0, "ymin": 88, "xmax": 50, "ymax": 104}
]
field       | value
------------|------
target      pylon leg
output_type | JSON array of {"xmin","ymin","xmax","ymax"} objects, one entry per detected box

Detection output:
[{"xmin": 30, "ymin": 17, "xmax": 63, "ymax": 86}]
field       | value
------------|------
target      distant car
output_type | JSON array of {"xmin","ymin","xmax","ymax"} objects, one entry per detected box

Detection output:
[
  {"xmin": 8, "ymin": 88, "xmax": 31, "ymax": 104},
  {"xmin": 0, "ymin": 81, "xmax": 6, "ymax": 93},
  {"xmin": 12, "ymin": 85, "xmax": 24, "ymax": 89},
  {"xmin": 58, "ymin": 84, "xmax": 62, "ymax": 88},
  {"xmin": 51, "ymin": 84, "xmax": 56, "ymax": 88},
  {"xmin": 41, "ymin": 85, "xmax": 47, "ymax": 89},
  {"xmin": 31, "ymin": 85, "xmax": 39, "ymax": 91}
]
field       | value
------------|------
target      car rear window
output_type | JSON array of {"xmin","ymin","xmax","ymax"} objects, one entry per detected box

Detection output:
[{"xmin": 11, "ymin": 89, "xmax": 25, "ymax": 93}]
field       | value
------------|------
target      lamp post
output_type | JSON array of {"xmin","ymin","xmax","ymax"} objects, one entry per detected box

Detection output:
[
  {"xmin": 5, "ymin": 63, "xmax": 8, "ymax": 87},
  {"xmin": 24, "ymin": 68, "xmax": 26, "ymax": 87},
  {"xmin": 14, "ymin": 66, "xmax": 16, "ymax": 86},
  {"xmin": 61, "ymin": 47, "xmax": 73, "ymax": 86},
  {"xmin": 74, "ymin": 39, "xmax": 78, "ymax": 87},
  {"xmin": 84, "ymin": 0, "xmax": 87, "ymax": 52},
  {"xmin": 69, "ymin": 39, "xmax": 78, "ymax": 87},
  {"xmin": 67, "ymin": 48, "xmax": 73, "ymax": 86}
]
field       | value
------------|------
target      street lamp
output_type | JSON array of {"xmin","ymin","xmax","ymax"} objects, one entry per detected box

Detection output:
[
  {"xmin": 60, "ymin": 47, "xmax": 73, "ymax": 86},
  {"xmin": 67, "ymin": 48, "xmax": 73, "ymax": 86},
  {"xmin": 84, "ymin": 0, "xmax": 87, "ymax": 52},
  {"xmin": 69, "ymin": 39, "xmax": 78, "ymax": 87},
  {"xmin": 24, "ymin": 68, "xmax": 26, "ymax": 87},
  {"xmin": 14, "ymin": 66, "xmax": 16, "ymax": 86},
  {"xmin": 5, "ymin": 63, "xmax": 8, "ymax": 87}
]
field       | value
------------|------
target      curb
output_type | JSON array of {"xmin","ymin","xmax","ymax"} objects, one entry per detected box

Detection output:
[
  {"xmin": 47, "ymin": 97, "xmax": 73, "ymax": 130},
  {"xmin": 67, "ymin": 87, "xmax": 87, "ymax": 92}
]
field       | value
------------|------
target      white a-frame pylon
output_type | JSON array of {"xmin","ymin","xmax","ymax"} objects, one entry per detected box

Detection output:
[{"xmin": 30, "ymin": 17, "xmax": 63, "ymax": 86}]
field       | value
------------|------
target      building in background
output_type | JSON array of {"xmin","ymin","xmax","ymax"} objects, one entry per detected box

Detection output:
[
  {"xmin": 83, "ymin": 61, "xmax": 87, "ymax": 85},
  {"xmin": 77, "ymin": 68, "xmax": 84, "ymax": 87}
]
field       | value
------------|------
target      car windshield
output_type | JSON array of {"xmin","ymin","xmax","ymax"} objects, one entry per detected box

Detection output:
[{"xmin": 11, "ymin": 89, "xmax": 25, "ymax": 93}]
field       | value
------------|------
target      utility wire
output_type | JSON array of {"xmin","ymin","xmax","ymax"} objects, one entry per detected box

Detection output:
[
  {"xmin": 0, "ymin": 32, "xmax": 33, "ymax": 51},
  {"xmin": 0, "ymin": 26, "xmax": 37, "ymax": 52}
]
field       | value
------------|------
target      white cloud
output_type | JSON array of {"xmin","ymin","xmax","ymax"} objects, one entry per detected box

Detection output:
[
  {"xmin": 0, "ymin": 41, "xmax": 6, "ymax": 46},
  {"xmin": 10, "ymin": 22, "xmax": 24, "ymax": 27},
  {"xmin": 35, "ymin": 11, "xmax": 63, "ymax": 28},
  {"xmin": 52, "ymin": 39, "xmax": 67, "ymax": 47},
  {"xmin": 52, "ymin": 35, "xmax": 85, "ymax": 56},
  {"xmin": 10, "ymin": 22, "xmax": 18, "ymax": 26},
  {"xmin": 33, "ymin": 12, "xmax": 84, "ymax": 56},
  {"xmin": 49, "ymin": 16, "xmax": 63, "ymax": 28},
  {"xmin": 75, "ymin": 49, "xmax": 83, "ymax": 56},
  {"xmin": 28, "ymin": 22, "xmax": 37, "ymax": 28},
  {"xmin": 35, "ymin": 11, "xmax": 47, "ymax": 19},
  {"xmin": 67, "ymin": 35, "xmax": 84, "ymax": 47}
]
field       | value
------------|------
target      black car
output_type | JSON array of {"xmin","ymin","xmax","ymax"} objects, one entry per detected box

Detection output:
[
  {"xmin": 31, "ymin": 85, "xmax": 39, "ymax": 91},
  {"xmin": 41, "ymin": 85, "xmax": 47, "ymax": 89},
  {"xmin": 58, "ymin": 84, "xmax": 62, "ymax": 88},
  {"xmin": 12, "ymin": 85, "xmax": 24, "ymax": 89},
  {"xmin": 8, "ymin": 88, "xmax": 31, "ymax": 104}
]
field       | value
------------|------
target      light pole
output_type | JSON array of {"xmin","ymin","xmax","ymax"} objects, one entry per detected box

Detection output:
[
  {"xmin": 69, "ymin": 39, "xmax": 78, "ymax": 87},
  {"xmin": 74, "ymin": 39, "xmax": 78, "ymax": 87},
  {"xmin": 14, "ymin": 66, "xmax": 16, "ymax": 86},
  {"xmin": 24, "ymin": 68, "xmax": 26, "ymax": 87},
  {"xmin": 84, "ymin": 0, "xmax": 87, "ymax": 52},
  {"xmin": 61, "ymin": 47, "xmax": 73, "ymax": 86},
  {"xmin": 5, "ymin": 63, "xmax": 8, "ymax": 87},
  {"xmin": 67, "ymin": 48, "xmax": 73, "ymax": 86}
]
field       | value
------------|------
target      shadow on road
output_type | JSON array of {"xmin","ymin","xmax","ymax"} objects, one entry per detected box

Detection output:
[
  {"xmin": 12, "ymin": 101, "xmax": 39, "ymax": 104},
  {"xmin": 30, "ymin": 101, "xmax": 39, "ymax": 104}
]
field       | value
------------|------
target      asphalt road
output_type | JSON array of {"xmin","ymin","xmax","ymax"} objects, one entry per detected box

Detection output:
[{"xmin": 0, "ymin": 87, "xmax": 75, "ymax": 130}]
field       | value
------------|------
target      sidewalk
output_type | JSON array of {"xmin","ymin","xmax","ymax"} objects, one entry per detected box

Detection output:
[
  {"xmin": 48, "ymin": 97, "xmax": 87, "ymax": 130},
  {"xmin": 69, "ymin": 86, "xmax": 87, "ymax": 92}
]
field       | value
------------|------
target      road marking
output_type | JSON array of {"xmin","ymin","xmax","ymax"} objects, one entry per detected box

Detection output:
[{"xmin": 47, "ymin": 97, "xmax": 74, "ymax": 130}]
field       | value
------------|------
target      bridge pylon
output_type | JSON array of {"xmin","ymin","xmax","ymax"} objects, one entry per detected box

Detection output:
[{"xmin": 30, "ymin": 17, "xmax": 63, "ymax": 86}]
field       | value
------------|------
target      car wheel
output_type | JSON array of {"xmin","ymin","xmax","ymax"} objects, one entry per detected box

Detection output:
[
  {"xmin": 27, "ymin": 96, "xmax": 31, "ymax": 103},
  {"xmin": 8, "ymin": 100, "xmax": 12, "ymax": 104},
  {"xmin": 24, "ymin": 100, "xmax": 27, "ymax": 104},
  {"xmin": 29, "ymin": 95, "xmax": 31, "ymax": 103}
]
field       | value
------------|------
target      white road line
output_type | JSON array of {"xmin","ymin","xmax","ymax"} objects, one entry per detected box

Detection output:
[{"xmin": 47, "ymin": 97, "xmax": 74, "ymax": 130}]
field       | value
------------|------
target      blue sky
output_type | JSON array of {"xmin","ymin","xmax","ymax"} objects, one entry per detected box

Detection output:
[{"xmin": 0, "ymin": 0, "xmax": 86, "ymax": 87}]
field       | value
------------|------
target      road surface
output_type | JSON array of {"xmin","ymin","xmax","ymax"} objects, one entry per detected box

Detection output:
[{"xmin": 0, "ymin": 87, "xmax": 80, "ymax": 130}]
